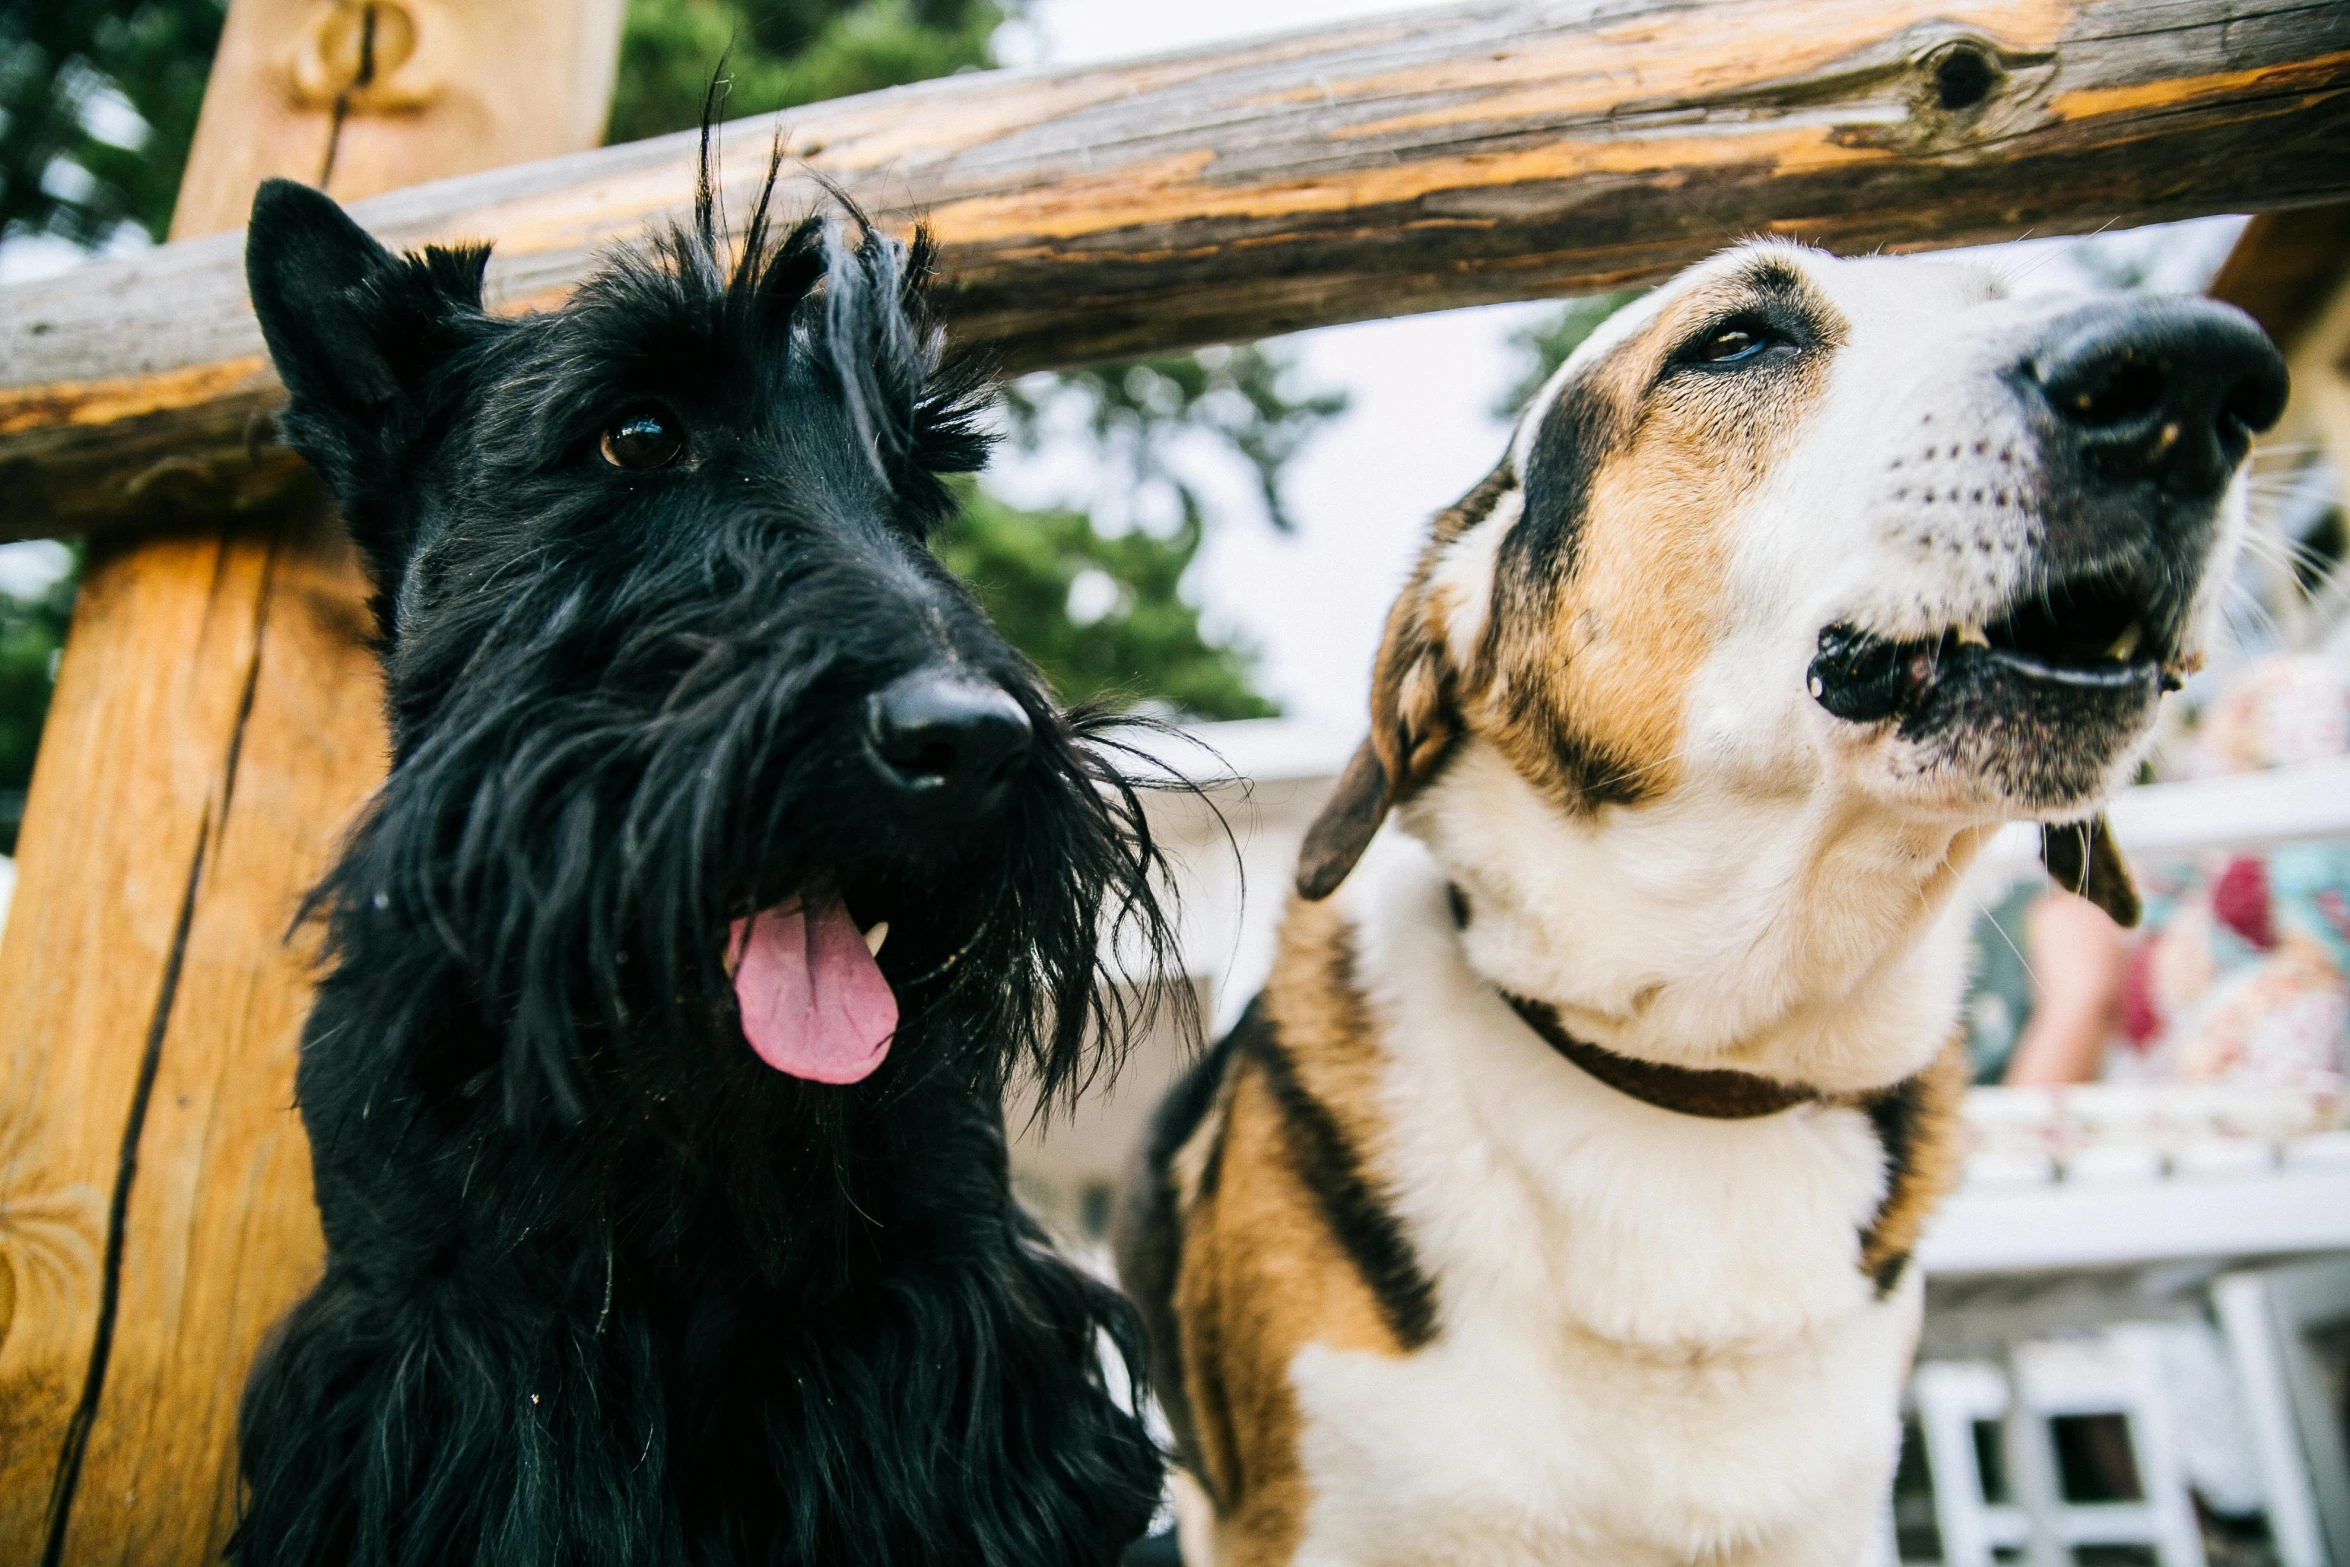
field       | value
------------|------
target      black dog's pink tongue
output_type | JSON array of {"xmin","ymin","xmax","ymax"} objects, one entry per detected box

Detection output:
[{"xmin": 730, "ymin": 892, "xmax": 896, "ymax": 1083}]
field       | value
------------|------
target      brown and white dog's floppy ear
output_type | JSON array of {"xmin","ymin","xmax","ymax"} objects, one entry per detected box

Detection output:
[
  {"xmin": 1297, "ymin": 543, "xmax": 1470, "ymax": 900},
  {"xmin": 1298, "ymin": 740, "xmax": 1393, "ymax": 900},
  {"xmin": 2040, "ymin": 816, "xmax": 2141, "ymax": 928}
]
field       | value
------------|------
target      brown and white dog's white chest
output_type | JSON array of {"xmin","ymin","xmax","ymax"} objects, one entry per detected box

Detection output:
[{"xmin": 1277, "ymin": 836, "xmax": 1924, "ymax": 1567}]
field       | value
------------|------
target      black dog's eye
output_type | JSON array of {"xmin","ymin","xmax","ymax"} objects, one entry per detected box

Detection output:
[{"xmin": 599, "ymin": 410, "xmax": 684, "ymax": 470}]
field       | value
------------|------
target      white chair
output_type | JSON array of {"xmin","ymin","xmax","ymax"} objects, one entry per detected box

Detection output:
[
  {"xmin": 1911, "ymin": 1361, "xmax": 2021, "ymax": 1566},
  {"xmin": 2213, "ymin": 1258, "xmax": 2350, "ymax": 1567},
  {"xmin": 1908, "ymin": 1335, "xmax": 2207, "ymax": 1566}
]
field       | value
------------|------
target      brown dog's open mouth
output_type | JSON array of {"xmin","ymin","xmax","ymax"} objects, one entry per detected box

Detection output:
[{"xmin": 1808, "ymin": 563, "xmax": 2175, "ymax": 726}]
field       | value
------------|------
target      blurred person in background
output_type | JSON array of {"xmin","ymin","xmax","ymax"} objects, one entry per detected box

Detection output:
[{"xmin": 1972, "ymin": 650, "xmax": 2350, "ymax": 1087}]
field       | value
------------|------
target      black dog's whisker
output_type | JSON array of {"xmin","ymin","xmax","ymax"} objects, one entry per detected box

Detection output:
[{"xmin": 236, "ymin": 112, "xmax": 1181, "ymax": 1567}]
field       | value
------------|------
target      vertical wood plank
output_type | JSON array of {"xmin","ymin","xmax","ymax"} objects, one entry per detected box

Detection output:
[
  {"xmin": 163, "ymin": 0, "xmax": 336, "ymax": 238},
  {"xmin": 0, "ymin": 528, "xmax": 277, "ymax": 1555},
  {"xmin": 171, "ymin": 0, "xmax": 625, "ymax": 236},
  {"xmin": 52, "ymin": 501, "xmax": 381, "ymax": 1565},
  {"xmin": 2206, "ymin": 205, "xmax": 2350, "ymax": 358},
  {"xmin": 0, "ymin": 3, "xmax": 624, "ymax": 1559},
  {"xmin": 318, "ymin": 0, "xmax": 626, "ymax": 204}
]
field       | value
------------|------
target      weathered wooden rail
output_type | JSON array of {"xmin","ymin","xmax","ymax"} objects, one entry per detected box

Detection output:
[{"xmin": 4, "ymin": 0, "xmax": 2348, "ymax": 540}]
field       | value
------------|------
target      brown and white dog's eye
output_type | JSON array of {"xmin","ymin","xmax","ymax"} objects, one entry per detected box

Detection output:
[
  {"xmin": 1692, "ymin": 322, "xmax": 1772, "ymax": 365},
  {"xmin": 599, "ymin": 410, "xmax": 685, "ymax": 470}
]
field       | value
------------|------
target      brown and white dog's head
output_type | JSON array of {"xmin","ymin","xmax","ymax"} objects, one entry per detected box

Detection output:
[{"xmin": 1303, "ymin": 242, "xmax": 2285, "ymax": 1079}]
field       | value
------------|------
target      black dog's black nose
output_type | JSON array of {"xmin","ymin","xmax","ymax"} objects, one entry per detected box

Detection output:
[
  {"xmin": 864, "ymin": 670, "xmax": 1033, "ymax": 813},
  {"xmin": 2029, "ymin": 299, "xmax": 2287, "ymax": 498}
]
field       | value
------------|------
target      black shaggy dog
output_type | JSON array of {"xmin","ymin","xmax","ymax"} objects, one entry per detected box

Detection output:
[{"xmin": 234, "ymin": 154, "xmax": 1176, "ymax": 1566}]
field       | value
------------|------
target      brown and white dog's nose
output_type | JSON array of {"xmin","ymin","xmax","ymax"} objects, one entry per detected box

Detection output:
[
  {"xmin": 864, "ymin": 669, "xmax": 1033, "ymax": 815},
  {"xmin": 2027, "ymin": 299, "xmax": 2287, "ymax": 499}
]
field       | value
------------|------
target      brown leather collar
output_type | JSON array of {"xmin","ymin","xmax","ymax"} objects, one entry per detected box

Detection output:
[{"xmin": 1500, "ymin": 992, "xmax": 1818, "ymax": 1120}]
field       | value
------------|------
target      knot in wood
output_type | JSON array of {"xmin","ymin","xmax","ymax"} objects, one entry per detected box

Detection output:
[
  {"xmin": 1929, "ymin": 42, "xmax": 2000, "ymax": 113},
  {"xmin": 288, "ymin": 0, "xmax": 441, "ymax": 113}
]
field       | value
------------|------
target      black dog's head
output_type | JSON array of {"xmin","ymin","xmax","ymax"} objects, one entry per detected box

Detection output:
[{"xmin": 245, "ymin": 160, "xmax": 1181, "ymax": 1134}]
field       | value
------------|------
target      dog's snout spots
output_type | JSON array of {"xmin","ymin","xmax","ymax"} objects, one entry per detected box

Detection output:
[{"xmin": 864, "ymin": 670, "xmax": 1033, "ymax": 816}]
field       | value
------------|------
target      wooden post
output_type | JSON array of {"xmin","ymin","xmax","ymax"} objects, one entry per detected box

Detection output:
[
  {"xmin": 2208, "ymin": 205, "xmax": 2350, "ymax": 649},
  {"xmin": 0, "ymin": 3, "xmax": 622, "ymax": 1560}
]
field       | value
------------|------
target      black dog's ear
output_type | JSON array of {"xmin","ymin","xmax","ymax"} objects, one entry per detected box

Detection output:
[
  {"xmin": 247, "ymin": 179, "xmax": 408, "ymax": 426},
  {"xmin": 2041, "ymin": 815, "xmax": 2141, "ymax": 928},
  {"xmin": 245, "ymin": 179, "xmax": 488, "ymax": 534}
]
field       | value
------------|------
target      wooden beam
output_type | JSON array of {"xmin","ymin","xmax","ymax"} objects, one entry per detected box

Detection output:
[
  {"xmin": 2207, "ymin": 201, "xmax": 2350, "ymax": 357},
  {"xmin": 3, "ymin": 0, "xmax": 2349, "ymax": 541},
  {"xmin": 0, "ymin": 3, "xmax": 623, "ymax": 1561}
]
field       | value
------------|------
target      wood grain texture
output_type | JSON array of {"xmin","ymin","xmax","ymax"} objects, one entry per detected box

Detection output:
[
  {"xmin": 2207, "ymin": 201, "xmax": 2350, "ymax": 355},
  {"xmin": 3, "ymin": 0, "xmax": 2349, "ymax": 540},
  {"xmin": 168, "ymin": 0, "xmax": 625, "ymax": 240},
  {"xmin": 47, "ymin": 501, "xmax": 384, "ymax": 1567},
  {"xmin": 0, "ymin": 2, "xmax": 623, "ymax": 1560},
  {"xmin": 0, "ymin": 526, "xmax": 270, "ymax": 1557}
]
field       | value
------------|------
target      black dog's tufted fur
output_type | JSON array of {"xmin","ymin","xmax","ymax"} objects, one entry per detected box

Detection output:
[{"xmin": 233, "ymin": 147, "xmax": 1175, "ymax": 1566}]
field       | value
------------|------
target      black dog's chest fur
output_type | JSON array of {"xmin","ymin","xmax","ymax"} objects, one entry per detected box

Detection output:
[{"xmin": 254, "ymin": 994, "xmax": 1149, "ymax": 1565}]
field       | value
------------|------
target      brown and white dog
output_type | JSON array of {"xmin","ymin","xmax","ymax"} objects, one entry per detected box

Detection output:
[{"xmin": 1116, "ymin": 241, "xmax": 2286, "ymax": 1567}]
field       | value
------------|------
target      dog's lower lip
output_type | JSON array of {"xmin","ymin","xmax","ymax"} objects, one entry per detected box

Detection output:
[
  {"xmin": 1808, "ymin": 616, "xmax": 2163, "ymax": 725},
  {"xmin": 1811, "ymin": 554, "xmax": 2177, "ymax": 722},
  {"xmin": 1978, "ymin": 643, "xmax": 2158, "ymax": 689},
  {"xmin": 1925, "ymin": 632, "xmax": 2162, "ymax": 695}
]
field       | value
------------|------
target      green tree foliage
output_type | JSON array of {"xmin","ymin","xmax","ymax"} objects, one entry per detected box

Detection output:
[
  {"xmin": 0, "ymin": 550, "xmax": 78, "ymax": 854},
  {"xmin": 1492, "ymin": 290, "xmax": 1643, "ymax": 421},
  {"xmin": 940, "ymin": 486, "xmax": 1275, "ymax": 720},
  {"xmin": 1004, "ymin": 347, "xmax": 1348, "ymax": 537},
  {"xmin": 0, "ymin": 0, "xmax": 224, "ymax": 246},
  {"xmin": 607, "ymin": 0, "xmax": 1002, "ymax": 146}
]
